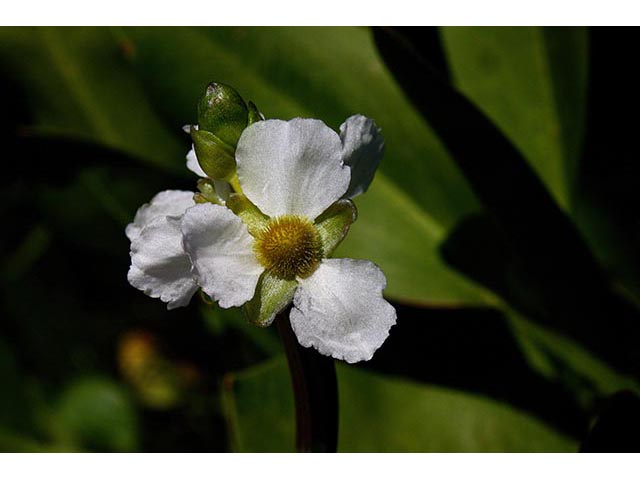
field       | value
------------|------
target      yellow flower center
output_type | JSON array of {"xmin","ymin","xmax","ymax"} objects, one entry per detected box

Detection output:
[{"xmin": 254, "ymin": 215, "xmax": 323, "ymax": 280}]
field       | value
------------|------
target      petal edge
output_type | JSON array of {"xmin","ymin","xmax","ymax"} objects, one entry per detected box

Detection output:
[
  {"xmin": 340, "ymin": 115, "xmax": 384, "ymax": 199},
  {"xmin": 182, "ymin": 203, "xmax": 263, "ymax": 308},
  {"xmin": 290, "ymin": 258, "xmax": 396, "ymax": 363},
  {"xmin": 236, "ymin": 118, "xmax": 350, "ymax": 219}
]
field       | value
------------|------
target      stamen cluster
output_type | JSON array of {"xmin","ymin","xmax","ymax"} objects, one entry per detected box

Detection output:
[{"xmin": 254, "ymin": 215, "xmax": 323, "ymax": 280}]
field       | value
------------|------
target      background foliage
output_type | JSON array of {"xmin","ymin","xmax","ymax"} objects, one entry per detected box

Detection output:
[{"xmin": 0, "ymin": 26, "xmax": 639, "ymax": 452}]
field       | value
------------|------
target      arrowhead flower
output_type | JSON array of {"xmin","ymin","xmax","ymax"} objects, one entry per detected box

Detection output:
[{"xmin": 127, "ymin": 84, "xmax": 396, "ymax": 363}]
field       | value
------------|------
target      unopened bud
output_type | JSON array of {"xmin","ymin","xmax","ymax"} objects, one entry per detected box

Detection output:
[{"xmin": 197, "ymin": 82, "xmax": 248, "ymax": 148}]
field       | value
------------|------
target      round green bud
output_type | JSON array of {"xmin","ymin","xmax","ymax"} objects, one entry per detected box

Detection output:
[{"xmin": 197, "ymin": 82, "xmax": 248, "ymax": 148}]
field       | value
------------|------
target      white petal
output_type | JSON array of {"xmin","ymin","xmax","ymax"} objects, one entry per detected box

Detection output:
[
  {"xmin": 290, "ymin": 258, "xmax": 396, "ymax": 363},
  {"xmin": 181, "ymin": 203, "xmax": 263, "ymax": 308},
  {"xmin": 183, "ymin": 125, "xmax": 203, "ymax": 177},
  {"xmin": 186, "ymin": 146, "xmax": 207, "ymax": 178},
  {"xmin": 128, "ymin": 215, "xmax": 198, "ymax": 309},
  {"xmin": 125, "ymin": 190, "xmax": 195, "ymax": 242},
  {"xmin": 236, "ymin": 118, "xmax": 350, "ymax": 219},
  {"xmin": 340, "ymin": 115, "xmax": 384, "ymax": 198}
]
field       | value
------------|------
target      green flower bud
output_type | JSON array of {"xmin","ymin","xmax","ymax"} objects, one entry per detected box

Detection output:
[
  {"xmin": 197, "ymin": 82, "xmax": 248, "ymax": 147},
  {"xmin": 191, "ymin": 127, "xmax": 236, "ymax": 180}
]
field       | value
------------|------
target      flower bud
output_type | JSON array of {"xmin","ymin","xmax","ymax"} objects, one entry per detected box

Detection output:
[
  {"xmin": 197, "ymin": 82, "xmax": 248, "ymax": 148},
  {"xmin": 191, "ymin": 127, "xmax": 236, "ymax": 180}
]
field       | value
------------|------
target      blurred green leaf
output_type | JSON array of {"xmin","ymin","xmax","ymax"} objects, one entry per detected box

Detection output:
[
  {"xmin": 507, "ymin": 311, "xmax": 640, "ymax": 409},
  {"xmin": 0, "ymin": 27, "xmax": 183, "ymax": 172},
  {"xmin": 223, "ymin": 357, "xmax": 577, "ymax": 452},
  {"xmin": 53, "ymin": 377, "xmax": 138, "ymax": 452},
  {"xmin": 201, "ymin": 304, "xmax": 282, "ymax": 357},
  {"xmin": 0, "ymin": 340, "xmax": 33, "ymax": 432},
  {"xmin": 375, "ymin": 26, "xmax": 640, "ymax": 373},
  {"xmin": 571, "ymin": 29, "xmax": 640, "ymax": 306},
  {"xmin": 580, "ymin": 391, "xmax": 640, "ymax": 452},
  {"xmin": 441, "ymin": 27, "xmax": 588, "ymax": 210},
  {"xmin": 0, "ymin": 429, "xmax": 47, "ymax": 453},
  {"xmin": 222, "ymin": 358, "xmax": 293, "ymax": 452},
  {"xmin": 338, "ymin": 176, "xmax": 492, "ymax": 304},
  {"xmin": 1, "ymin": 224, "xmax": 51, "ymax": 283},
  {"xmin": 0, "ymin": 341, "xmax": 65, "ymax": 452}
]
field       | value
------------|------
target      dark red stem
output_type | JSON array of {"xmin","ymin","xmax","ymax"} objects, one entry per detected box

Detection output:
[{"xmin": 276, "ymin": 310, "xmax": 338, "ymax": 452}]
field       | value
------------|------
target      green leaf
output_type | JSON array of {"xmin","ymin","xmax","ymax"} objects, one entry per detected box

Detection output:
[
  {"xmin": 53, "ymin": 377, "xmax": 139, "ymax": 452},
  {"xmin": 222, "ymin": 359, "xmax": 294, "ymax": 452},
  {"xmin": 120, "ymin": 26, "xmax": 491, "ymax": 306},
  {"xmin": 376, "ymin": 27, "xmax": 639, "ymax": 373},
  {"xmin": 0, "ymin": 428, "xmax": 48, "ymax": 453},
  {"xmin": 0, "ymin": 340, "xmax": 67, "ymax": 452},
  {"xmin": 222, "ymin": 357, "xmax": 577, "ymax": 452},
  {"xmin": 440, "ymin": 27, "xmax": 588, "ymax": 210},
  {"xmin": 506, "ymin": 310, "xmax": 640, "ymax": 409},
  {"xmin": 0, "ymin": 340, "xmax": 33, "ymax": 432},
  {"xmin": 201, "ymin": 304, "xmax": 282, "ymax": 357},
  {"xmin": 337, "ymin": 176, "xmax": 493, "ymax": 305},
  {"xmin": 0, "ymin": 27, "xmax": 184, "ymax": 172},
  {"xmin": 570, "ymin": 29, "xmax": 640, "ymax": 306}
]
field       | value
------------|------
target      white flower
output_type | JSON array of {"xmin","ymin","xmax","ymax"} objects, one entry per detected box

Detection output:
[
  {"xmin": 127, "ymin": 115, "xmax": 395, "ymax": 363},
  {"xmin": 126, "ymin": 190, "xmax": 198, "ymax": 309}
]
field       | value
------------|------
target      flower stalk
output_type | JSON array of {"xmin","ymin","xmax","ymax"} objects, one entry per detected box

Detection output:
[{"xmin": 276, "ymin": 309, "xmax": 338, "ymax": 453}]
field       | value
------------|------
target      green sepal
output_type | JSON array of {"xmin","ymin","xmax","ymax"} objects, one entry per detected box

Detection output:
[
  {"xmin": 197, "ymin": 82, "xmax": 248, "ymax": 147},
  {"xmin": 315, "ymin": 199, "xmax": 358, "ymax": 256},
  {"xmin": 247, "ymin": 101, "xmax": 263, "ymax": 125},
  {"xmin": 194, "ymin": 178, "xmax": 224, "ymax": 205},
  {"xmin": 244, "ymin": 271, "xmax": 298, "ymax": 327},
  {"xmin": 226, "ymin": 193, "xmax": 269, "ymax": 236},
  {"xmin": 191, "ymin": 128, "xmax": 236, "ymax": 180},
  {"xmin": 193, "ymin": 193, "xmax": 209, "ymax": 204}
]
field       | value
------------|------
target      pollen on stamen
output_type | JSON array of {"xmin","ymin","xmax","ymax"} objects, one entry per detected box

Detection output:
[{"xmin": 253, "ymin": 215, "xmax": 323, "ymax": 280}]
